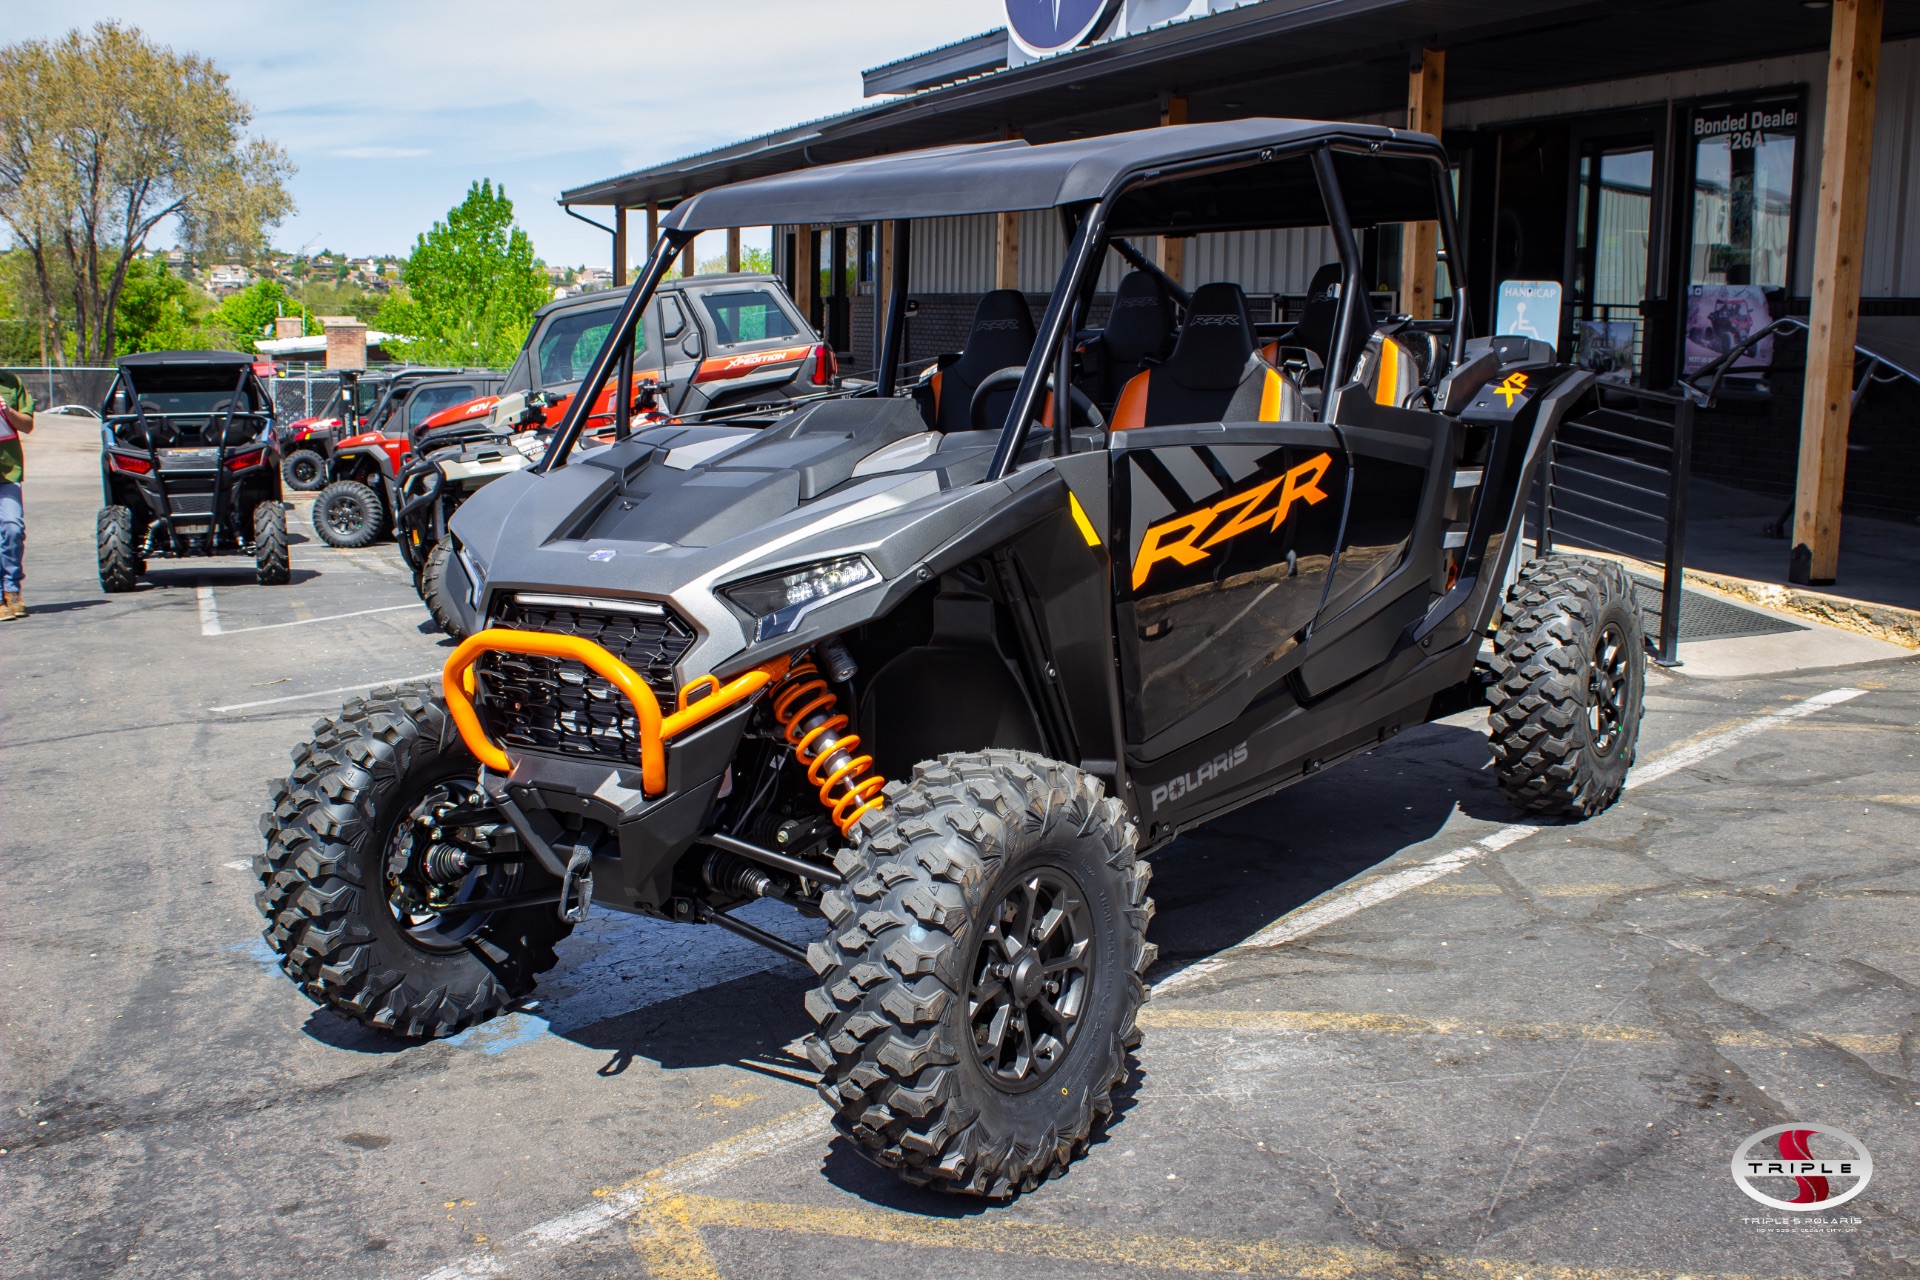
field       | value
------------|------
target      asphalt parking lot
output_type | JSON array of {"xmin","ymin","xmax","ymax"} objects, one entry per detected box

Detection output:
[{"xmin": 3, "ymin": 418, "xmax": 1917, "ymax": 1280}]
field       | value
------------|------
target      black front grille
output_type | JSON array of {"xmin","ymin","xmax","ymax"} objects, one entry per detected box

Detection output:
[{"xmin": 476, "ymin": 597, "xmax": 697, "ymax": 764}]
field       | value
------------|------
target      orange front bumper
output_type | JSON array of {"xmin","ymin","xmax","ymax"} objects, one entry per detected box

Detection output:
[{"xmin": 442, "ymin": 629, "xmax": 787, "ymax": 795}]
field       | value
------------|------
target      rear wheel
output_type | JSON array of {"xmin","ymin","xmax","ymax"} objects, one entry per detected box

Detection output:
[
  {"xmin": 282, "ymin": 448, "xmax": 325, "ymax": 491},
  {"xmin": 255, "ymin": 687, "xmax": 572, "ymax": 1037},
  {"xmin": 420, "ymin": 539, "xmax": 467, "ymax": 640},
  {"xmin": 312, "ymin": 480, "xmax": 384, "ymax": 548},
  {"xmin": 253, "ymin": 502, "xmax": 290, "ymax": 585},
  {"xmin": 804, "ymin": 751, "xmax": 1153, "ymax": 1197},
  {"xmin": 1487, "ymin": 554, "xmax": 1646, "ymax": 817},
  {"xmin": 97, "ymin": 506, "xmax": 140, "ymax": 592}
]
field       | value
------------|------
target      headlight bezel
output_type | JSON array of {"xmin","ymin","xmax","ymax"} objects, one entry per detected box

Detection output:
[{"xmin": 719, "ymin": 554, "xmax": 881, "ymax": 643}]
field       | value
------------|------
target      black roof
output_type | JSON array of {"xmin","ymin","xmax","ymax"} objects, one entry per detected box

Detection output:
[
  {"xmin": 117, "ymin": 350, "xmax": 256, "ymax": 368},
  {"xmin": 529, "ymin": 272, "xmax": 784, "ymax": 320},
  {"xmin": 664, "ymin": 120, "xmax": 1417, "ymax": 232}
]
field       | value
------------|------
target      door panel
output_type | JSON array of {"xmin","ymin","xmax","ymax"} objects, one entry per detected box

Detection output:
[{"xmin": 1111, "ymin": 423, "xmax": 1345, "ymax": 747}]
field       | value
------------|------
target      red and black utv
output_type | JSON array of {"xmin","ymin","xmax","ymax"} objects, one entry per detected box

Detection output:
[{"xmin": 97, "ymin": 350, "xmax": 289, "ymax": 589}]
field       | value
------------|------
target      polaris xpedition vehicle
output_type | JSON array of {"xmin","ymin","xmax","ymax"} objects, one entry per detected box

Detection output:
[
  {"xmin": 257, "ymin": 121, "xmax": 1645, "ymax": 1198},
  {"xmin": 309, "ymin": 369, "xmax": 503, "ymax": 547},
  {"xmin": 98, "ymin": 350, "xmax": 290, "ymax": 589}
]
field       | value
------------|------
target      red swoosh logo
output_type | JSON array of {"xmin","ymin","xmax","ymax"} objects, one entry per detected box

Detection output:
[{"xmin": 1779, "ymin": 1129, "xmax": 1830, "ymax": 1204}]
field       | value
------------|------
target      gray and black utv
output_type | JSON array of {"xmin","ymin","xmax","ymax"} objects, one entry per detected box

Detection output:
[
  {"xmin": 98, "ymin": 350, "xmax": 288, "ymax": 590},
  {"xmin": 256, "ymin": 120, "xmax": 1645, "ymax": 1197}
]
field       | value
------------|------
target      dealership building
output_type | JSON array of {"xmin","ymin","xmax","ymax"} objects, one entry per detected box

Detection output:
[{"xmin": 561, "ymin": 0, "xmax": 1920, "ymax": 576}]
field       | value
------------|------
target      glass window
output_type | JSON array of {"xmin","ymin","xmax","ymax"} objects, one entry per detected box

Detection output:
[
  {"xmin": 533, "ymin": 303, "xmax": 648, "ymax": 391},
  {"xmin": 1684, "ymin": 100, "xmax": 1800, "ymax": 374},
  {"xmin": 407, "ymin": 383, "xmax": 478, "ymax": 430},
  {"xmin": 699, "ymin": 289, "xmax": 801, "ymax": 346}
]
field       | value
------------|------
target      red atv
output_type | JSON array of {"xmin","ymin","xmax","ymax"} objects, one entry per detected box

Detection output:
[{"xmin": 310, "ymin": 370, "xmax": 501, "ymax": 548}]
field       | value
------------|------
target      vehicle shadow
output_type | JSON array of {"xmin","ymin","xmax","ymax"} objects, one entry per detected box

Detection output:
[{"xmin": 140, "ymin": 566, "xmax": 323, "ymax": 587}]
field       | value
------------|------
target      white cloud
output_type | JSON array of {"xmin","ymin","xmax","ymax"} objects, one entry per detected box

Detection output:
[{"xmin": 10, "ymin": 1, "xmax": 1010, "ymax": 262}]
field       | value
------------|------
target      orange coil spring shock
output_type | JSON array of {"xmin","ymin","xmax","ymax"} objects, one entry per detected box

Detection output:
[{"xmin": 770, "ymin": 654, "xmax": 886, "ymax": 836}]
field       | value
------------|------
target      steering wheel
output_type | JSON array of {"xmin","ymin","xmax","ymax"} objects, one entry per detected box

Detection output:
[{"xmin": 968, "ymin": 366, "xmax": 1106, "ymax": 433}]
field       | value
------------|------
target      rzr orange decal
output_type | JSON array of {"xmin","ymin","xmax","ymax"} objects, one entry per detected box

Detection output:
[
  {"xmin": 692, "ymin": 344, "xmax": 817, "ymax": 384},
  {"xmin": 1494, "ymin": 371, "xmax": 1529, "ymax": 406},
  {"xmin": 1131, "ymin": 452, "xmax": 1334, "ymax": 591}
]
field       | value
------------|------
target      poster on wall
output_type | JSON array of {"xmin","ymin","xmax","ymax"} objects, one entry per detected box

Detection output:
[{"xmin": 1683, "ymin": 283, "xmax": 1773, "ymax": 375}]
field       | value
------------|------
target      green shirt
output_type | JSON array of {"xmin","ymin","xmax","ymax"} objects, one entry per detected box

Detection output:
[{"xmin": 0, "ymin": 372, "xmax": 32, "ymax": 483}]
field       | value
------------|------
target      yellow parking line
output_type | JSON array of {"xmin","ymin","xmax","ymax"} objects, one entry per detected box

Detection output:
[
  {"xmin": 626, "ymin": 1188, "xmax": 1793, "ymax": 1280},
  {"xmin": 1135, "ymin": 1008, "xmax": 1900, "ymax": 1055}
]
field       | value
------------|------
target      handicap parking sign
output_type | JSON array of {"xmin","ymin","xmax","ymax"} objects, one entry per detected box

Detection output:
[{"xmin": 1495, "ymin": 280, "xmax": 1562, "ymax": 355}]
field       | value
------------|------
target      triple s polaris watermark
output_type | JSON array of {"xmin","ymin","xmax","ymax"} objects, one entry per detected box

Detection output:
[{"xmin": 1732, "ymin": 1124, "xmax": 1872, "ymax": 1233}]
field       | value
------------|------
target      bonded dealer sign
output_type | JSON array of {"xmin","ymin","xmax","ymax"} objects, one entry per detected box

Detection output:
[{"xmin": 1006, "ymin": 0, "xmax": 1124, "ymax": 56}]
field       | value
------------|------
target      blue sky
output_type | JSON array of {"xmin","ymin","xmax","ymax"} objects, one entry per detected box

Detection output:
[{"xmin": 4, "ymin": 1, "xmax": 1008, "ymax": 268}]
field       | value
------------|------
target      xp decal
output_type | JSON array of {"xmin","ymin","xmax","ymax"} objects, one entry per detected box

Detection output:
[
  {"xmin": 1131, "ymin": 451, "xmax": 1334, "ymax": 590},
  {"xmin": 1150, "ymin": 742, "xmax": 1248, "ymax": 812}
]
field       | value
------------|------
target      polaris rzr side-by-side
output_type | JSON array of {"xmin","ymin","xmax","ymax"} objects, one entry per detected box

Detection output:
[
  {"xmin": 98, "ymin": 350, "xmax": 290, "ymax": 589},
  {"xmin": 309, "ymin": 369, "xmax": 503, "ymax": 548},
  {"xmin": 257, "ymin": 121, "xmax": 1644, "ymax": 1197}
]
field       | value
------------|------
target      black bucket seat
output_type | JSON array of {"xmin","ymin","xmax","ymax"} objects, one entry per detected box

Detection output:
[
  {"xmin": 919, "ymin": 289, "xmax": 1035, "ymax": 433},
  {"xmin": 1111, "ymin": 282, "xmax": 1304, "ymax": 429}
]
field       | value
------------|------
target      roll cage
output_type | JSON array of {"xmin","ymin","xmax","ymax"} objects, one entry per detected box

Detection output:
[{"xmin": 539, "ymin": 121, "xmax": 1468, "ymax": 476}]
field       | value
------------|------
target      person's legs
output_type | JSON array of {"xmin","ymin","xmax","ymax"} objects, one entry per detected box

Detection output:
[{"xmin": 0, "ymin": 480, "xmax": 24, "ymax": 617}]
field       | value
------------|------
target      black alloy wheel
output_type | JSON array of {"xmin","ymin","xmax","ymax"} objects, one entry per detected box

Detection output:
[
  {"xmin": 1587, "ymin": 621, "xmax": 1632, "ymax": 753},
  {"xmin": 382, "ymin": 777, "xmax": 518, "ymax": 949},
  {"xmin": 969, "ymin": 867, "xmax": 1094, "ymax": 1091}
]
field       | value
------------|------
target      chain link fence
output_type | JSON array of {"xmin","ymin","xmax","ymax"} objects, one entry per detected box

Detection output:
[{"xmin": 1, "ymin": 366, "xmax": 117, "ymax": 413}]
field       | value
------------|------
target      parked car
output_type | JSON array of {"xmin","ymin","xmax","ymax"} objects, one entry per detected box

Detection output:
[
  {"xmin": 257, "ymin": 120, "xmax": 1640, "ymax": 1199},
  {"xmin": 309, "ymin": 369, "xmax": 503, "ymax": 547},
  {"xmin": 97, "ymin": 350, "xmax": 288, "ymax": 588}
]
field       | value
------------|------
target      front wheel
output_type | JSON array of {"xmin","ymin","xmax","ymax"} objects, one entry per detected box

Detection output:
[
  {"xmin": 255, "ymin": 687, "xmax": 572, "ymax": 1037},
  {"xmin": 803, "ymin": 751, "xmax": 1154, "ymax": 1197},
  {"xmin": 282, "ymin": 448, "xmax": 325, "ymax": 491},
  {"xmin": 312, "ymin": 480, "xmax": 385, "ymax": 548},
  {"xmin": 97, "ymin": 505, "xmax": 140, "ymax": 592},
  {"xmin": 1487, "ymin": 554, "xmax": 1646, "ymax": 817},
  {"xmin": 253, "ymin": 502, "xmax": 290, "ymax": 585},
  {"xmin": 420, "ymin": 538, "xmax": 467, "ymax": 640}
]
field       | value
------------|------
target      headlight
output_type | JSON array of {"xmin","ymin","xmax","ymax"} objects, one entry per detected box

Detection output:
[{"xmin": 720, "ymin": 555, "xmax": 879, "ymax": 642}]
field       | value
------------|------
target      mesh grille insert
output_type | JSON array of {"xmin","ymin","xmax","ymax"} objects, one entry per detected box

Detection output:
[{"xmin": 477, "ymin": 597, "xmax": 696, "ymax": 764}]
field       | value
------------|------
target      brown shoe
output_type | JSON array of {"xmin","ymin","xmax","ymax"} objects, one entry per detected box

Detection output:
[{"xmin": 0, "ymin": 592, "xmax": 22, "ymax": 620}]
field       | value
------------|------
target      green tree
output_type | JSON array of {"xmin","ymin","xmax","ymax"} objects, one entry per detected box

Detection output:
[
  {"xmin": 204, "ymin": 277, "xmax": 317, "ymax": 351},
  {"xmin": 380, "ymin": 180, "xmax": 545, "ymax": 367},
  {"xmin": 113, "ymin": 256, "xmax": 211, "ymax": 352},
  {"xmin": 0, "ymin": 23, "xmax": 294, "ymax": 363}
]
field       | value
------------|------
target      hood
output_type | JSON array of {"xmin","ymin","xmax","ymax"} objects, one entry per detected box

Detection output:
[{"xmin": 450, "ymin": 395, "xmax": 1037, "ymax": 681}]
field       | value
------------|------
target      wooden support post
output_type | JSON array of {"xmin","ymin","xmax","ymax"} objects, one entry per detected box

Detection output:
[
  {"xmin": 794, "ymin": 224, "xmax": 815, "ymax": 323},
  {"xmin": 612, "ymin": 205, "xmax": 628, "ymax": 287},
  {"xmin": 681, "ymin": 231, "xmax": 698, "ymax": 278},
  {"xmin": 1399, "ymin": 48, "xmax": 1445, "ymax": 320},
  {"xmin": 727, "ymin": 227, "xmax": 741, "ymax": 273},
  {"xmin": 1157, "ymin": 95, "xmax": 1188, "ymax": 284},
  {"xmin": 878, "ymin": 220, "xmax": 894, "ymax": 301},
  {"xmin": 1792, "ymin": 0, "xmax": 1882, "ymax": 586},
  {"xmin": 644, "ymin": 202, "xmax": 659, "ymax": 279},
  {"xmin": 995, "ymin": 211, "xmax": 1021, "ymax": 291}
]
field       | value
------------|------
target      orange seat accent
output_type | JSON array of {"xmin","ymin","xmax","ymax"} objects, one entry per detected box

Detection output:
[
  {"xmin": 1111, "ymin": 369, "xmax": 1151, "ymax": 432},
  {"xmin": 929, "ymin": 369, "xmax": 943, "ymax": 416},
  {"xmin": 442, "ymin": 629, "xmax": 788, "ymax": 795}
]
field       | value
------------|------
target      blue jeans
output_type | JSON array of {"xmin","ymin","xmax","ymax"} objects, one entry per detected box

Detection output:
[{"xmin": 0, "ymin": 480, "xmax": 22, "ymax": 595}]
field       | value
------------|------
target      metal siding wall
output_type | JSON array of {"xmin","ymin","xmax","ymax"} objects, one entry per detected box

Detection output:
[
  {"xmin": 1183, "ymin": 227, "xmax": 1340, "ymax": 293},
  {"xmin": 909, "ymin": 215, "xmax": 996, "ymax": 293}
]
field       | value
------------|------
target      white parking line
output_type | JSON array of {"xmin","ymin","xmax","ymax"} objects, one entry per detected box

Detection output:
[
  {"xmin": 209, "ymin": 673, "xmax": 442, "ymax": 713},
  {"xmin": 212, "ymin": 602, "xmax": 424, "ymax": 635},
  {"xmin": 406, "ymin": 685, "xmax": 1868, "ymax": 1280},
  {"xmin": 1151, "ymin": 687, "xmax": 1867, "ymax": 995},
  {"xmin": 196, "ymin": 583, "xmax": 222, "ymax": 636}
]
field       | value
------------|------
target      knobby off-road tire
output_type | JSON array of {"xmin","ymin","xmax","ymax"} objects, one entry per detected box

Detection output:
[
  {"xmin": 803, "ymin": 750, "xmax": 1154, "ymax": 1197},
  {"xmin": 1487, "ymin": 554, "xmax": 1646, "ymax": 817},
  {"xmin": 255, "ymin": 686, "xmax": 572, "ymax": 1037},
  {"xmin": 97, "ymin": 505, "xmax": 140, "ymax": 592},
  {"xmin": 420, "ymin": 538, "xmax": 467, "ymax": 640},
  {"xmin": 253, "ymin": 501, "xmax": 290, "ymax": 585},
  {"xmin": 282, "ymin": 448, "xmax": 325, "ymax": 491},
  {"xmin": 312, "ymin": 480, "xmax": 384, "ymax": 548}
]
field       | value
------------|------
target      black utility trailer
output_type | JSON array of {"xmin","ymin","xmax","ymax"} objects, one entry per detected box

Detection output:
[
  {"xmin": 256, "ymin": 120, "xmax": 1643, "ymax": 1198},
  {"xmin": 98, "ymin": 351, "xmax": 289, "ymax": 590}
]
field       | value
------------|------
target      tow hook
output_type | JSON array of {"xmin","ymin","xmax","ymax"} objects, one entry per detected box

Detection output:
[{"xmin": 559, "ymin": 844, "xmax": 594, "ymax": 923}]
